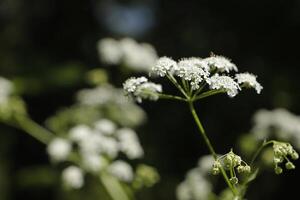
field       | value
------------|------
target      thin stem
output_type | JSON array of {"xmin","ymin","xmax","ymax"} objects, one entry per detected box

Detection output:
[
  {"xmin": 188, "ymin": 101, "xmax": 238, "ymax": 195},
  {"xmin": 14, "ymin": 116, "xmax": 54, "ymax": 144},
  {"xmin": 99, "ymin": 173, "xmax": 131, "ymax": 200},
  {"xmin": 166, "ymin": 74, "xmax": 189, "ymax": 98},
  {"xmin": 250, "ymin": 140, "xmax": 274, "ymax": 166},
  {"xmin": 193, "ymin": 89, "xmax": 225, "ymax": 101},
  {"xmin": 158, "ymin": 93, "xmax": 187, "ymax": 102}
]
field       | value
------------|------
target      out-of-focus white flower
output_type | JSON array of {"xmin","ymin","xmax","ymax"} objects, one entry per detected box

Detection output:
[
  {"xmin": 123, "ymin": 77, "xmax": 162, "ymax": 103},
  {"xmin": 151, "ymin": 56, "xmax": 178, "ymax": 77},
  {"xmin": 252, "ymin": 108, "xmax": 300, "ymax": 148},
  {"xmin": 176, "ymin": 182, "xmax": 192, "ymax": 200},
  {"xmin": 177, "ymin": 169, "xmax": 212, "ymax": 200},
  {"xmin": 69, "ymin": 124, "xmax": 93, "ymax": 142},
  {"xmin": 47, "ymin": 138, "xmax": 71, "ymax": 162},
  {"xmin": 94, "ymin": 119, "xmax": 116, "ymax": 135},
  {"xmin": 108, "ymin": 160, "xmax": 134, "ymax": 182},
  {"xmin": 203, "ymin": 55, "xmax": 238, "ymax": 73},
  {"xmin": 197, "ymin": 155, "xmax": 215, "ymax": 174},
  {"xmin": 176, "ymin": 58, "xmax": 210, "ymax": 90},
  {"xmin": 0, "ymin": 77, "xmax": 13, "ymax": 105},
  {"xmin": 82, "ymin": 154, "xmax": 106, "ymax": 173},
  {"xmin": 97, "ymin": 38, "xmax": 158, "ymax": 72},
  {"xmin": 207, "ymin": 74, "xmax": 240, "ymax": 97},
  {"xmin": 235, "ymin": 72, "xmax": 263, "ymax": 94},
  {"xmin": 97, "ymin": 38, "xmax": 122, "ymax": 65},
  {"xmin": 117, "ymin": 128, "xmax": 144, "ymax": 159},
  {"xmin": 62, "ymin": 166, "xmax": 84, "ymax": 189},
  {"xmin": 77, "ymin": 85, "xmax": 124, "ymax": 106},
  {"xmin": 120, "ymin": 38, "xmax": 158, "ymax": 72},
  {"xmin": 98, "ymin": 136, "xmax": 119, "ymax": 158}
]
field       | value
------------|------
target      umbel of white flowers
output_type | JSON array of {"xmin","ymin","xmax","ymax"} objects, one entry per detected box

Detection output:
[
  {"xmin": 123, "ymin": 55, "xmax": 263, "ymax": 102},
  {"xmin": 47, "ymin": 118, "xmax": 144, "ymax": 188}
]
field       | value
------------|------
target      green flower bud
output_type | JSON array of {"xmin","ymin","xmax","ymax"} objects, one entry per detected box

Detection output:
[
  {"xmin": 237, "ymin": 166, "xmax": 244, "ymax": 173},
  {"xmin": 274, "ymin": 166, "xmax": 283, "ymax": 175},
  {"xmin": 291, "ymin": 151, "xmax": 299, "ymax": 160},
  {"xmin": 224, "ymin": 155, "xmax": 233, "ymax": 166},
  {"xmin": 244, "ymin": 165, "xmax": 251, "ymax": 173},
  {"xmin": 233, "ymin": 155, "xmax": 242, "ymax": 167},
  {"xmin": 285, "ymin": 162, "xmax": 295, "ymax": 170},
  {"xmin": 212, "ymin": 167, "xmax": 220, "ymax": 175},
  {"xmin": 274, "ymin": 156, "xmax": 283, "ymax": 164},
  {"xmin": 230, "ymin": 177, "xmax": 239, "ymax": 185}
]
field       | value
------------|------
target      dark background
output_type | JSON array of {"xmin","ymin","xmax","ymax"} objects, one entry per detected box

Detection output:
[{"xmin": 0, "ymin": 0, "xmax": 300, "ymax": 199}]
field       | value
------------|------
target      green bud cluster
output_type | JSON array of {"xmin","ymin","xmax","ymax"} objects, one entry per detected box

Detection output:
[
  {"xmin": 272, "ymin": 141, "xmax": 298, "ymax": 175},
  {"xmin": 212, "ymin": 150, "xmax": 251, "ymax": 185}
]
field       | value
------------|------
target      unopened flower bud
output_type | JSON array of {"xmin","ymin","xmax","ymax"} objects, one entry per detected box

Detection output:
[
  {"xmin": 275, "ymin": 166, "xmax": 283, "ymax": 175},
  {"xmin": 237, "ymin": 166, "xmax": 244, "ymax": 173},
  {"xmin": 212, "ymin": 167, "xmax": 220, "ymax": 175},
  {"xmin": 285, "ymin": 162, "xmax": 295, "ymax": 170},
  {"xmin": 233, "ymin": 155, "xmax": 241, "ymax": 166},
  {"xmin": 291, "ymin": 152, "xmax": 299, "ymax": 160},
  {"xmin": 244, "ymin": 165, "xmax": 251, "ymax": 173},
  {"xmin": 230, "ymin": 177, "xmax": 239, "ymax": 185}
]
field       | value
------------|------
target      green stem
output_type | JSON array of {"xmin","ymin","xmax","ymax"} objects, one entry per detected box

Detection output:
[
  {"xmin": 188, "ymin": 101, "xmax": 238, "ymax": 196},
  {"xmin": 193, "ymin": 89, "xmax": 225, "ymax": 101},
  {"xmin": 166, "ymin": 74, "xmax": 189, "ymax": 98},
  {"xmin": 14, "ymin": 116, "xmax": 54, "ymax": 144},
  {"xmin": 250, "ymin": 140, "xmax": 274, "ymax": 166},
  {"xmin": 99, "ymin": 173, "xmax": 131, "ymax": 200},
  {"xmin": 158, "ymin": 93, "xmax": 187, "ymax": 102}
]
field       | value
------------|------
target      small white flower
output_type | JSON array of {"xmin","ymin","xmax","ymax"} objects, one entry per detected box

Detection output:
[
  {"xmin": 79, "ymin": 133, "xmax": 103, "ymax": 155},
  {"xmin": 0, "ymin": 77, "xmax": 13, "ymax": 105},
  {"xmin": 82, "ymin": 154, "xmax": 106, "ymax": 173},
  {"xmin": 176, "ymin": 58, "xmax": 210, "ymax": 90},
  {"xmin": 151, "ymin": 56, "xmax": 178, "ymax": 77},
  {"xmin": 203, "ymin": 55, "xmax": 238, "ymax": 73},
  {"xmin": 94, "ymin": 119, "xmax": 116, "ymax": 135},
  {"xmin": 98, "ymin": 136, "xmax": 119, "ymax": 158},
  {"xmin": 47, "ymin": 138, "xmax": 71, "ymax": 162},
  {"xmin": 97, "ymin": 38, "xmax": 122, "ymax": 65},
  {"xmin": 123, "ymin": 77, "xmax": 162, "ymax": 102},
  {"xmin": 69, "ymin": 125, "xmax": 93, "ymax": 142},
  {"xmin": 116, "ymin": 128, "xmax": 144, "ymax": 159},
  {"xmin": 235, "ymin": 72, "xmax": 263, "ymax": 94},
  {"xmin": 62, "ymin": 166, "xmax": 84, "ymax": 189},
  {"xmin": 108, "ymin": 160, "xmax": 134, "ymax": 182},
  {"xmin": 207, "ymin": 74, "xmax": 240, "ymax": 97}
]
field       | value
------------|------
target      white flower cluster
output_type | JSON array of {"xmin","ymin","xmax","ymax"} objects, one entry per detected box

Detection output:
[
  {"xmin": 0, "ymin": 77, "xmax": 13, "ymax": 105},
  {"xmin": 207, "ymin": 74, "xmax": 240, "ymax": 97},
  {"xmin": 235, "ymin": 72, "xmax": 263, "ymax": 94},
  {"xmin": 123, "ymin": 77, "xmax": 162, "ymax": 103},
  {"xmin": 176, "ymin": 155, "xmax": 214, "ymax": 200},
  {"xmin": 252, "ymin": 108, "xmax": 300, "ymax": 148},
  {"xmin": 97, "ymin": 38, "xmax": 158, "ymax": 72},
  {"xmin": 176, "ymin": 58, "xmax": 210, "ymax": 90},
  {"xmin": 150, "ymin": 55, "xmax": 263, "ymax": 98},
  {"xmin": 47, "ymin": 118, "xmax": 144, "ymax": 188},
  {"xmin": 203, "ymin": 55, "xmax": 238, "ymax": 72}
]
